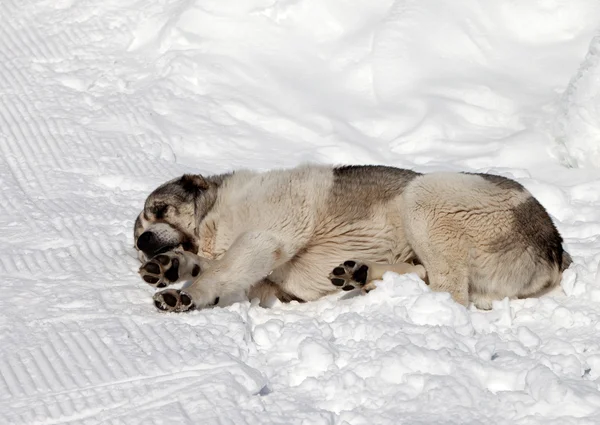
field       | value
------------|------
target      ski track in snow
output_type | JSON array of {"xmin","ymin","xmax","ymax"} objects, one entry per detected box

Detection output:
[{"xmin": 2, "ymin": 0, "xmax": 600, "ymax": 424}]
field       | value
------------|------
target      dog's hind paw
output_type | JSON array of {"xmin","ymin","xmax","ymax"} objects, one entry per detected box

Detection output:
[
  {"xmin": 139, "ymin": 251, "xmax": 192, "ymax": 288},
  {"xmin": 328, "ymin": 260, "xmax": 372, "ymax": 292},
  {"xmin": 153, "ymin": 289, "xmax": 195, "ymax": 312}
]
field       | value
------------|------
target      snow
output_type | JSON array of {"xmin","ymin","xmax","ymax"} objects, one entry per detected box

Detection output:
[
  {"xmin": 557, "ymin": 32, "xmax": 600, "ymax": 168},
  {"xmin": 2, "ymin": 0, "xmax": 600, "ymax": 424}
]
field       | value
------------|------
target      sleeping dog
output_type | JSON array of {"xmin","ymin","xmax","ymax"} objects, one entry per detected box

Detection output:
[{"xmin": 133, "ymin": 164, "xmax": 571, "ymax": 312}]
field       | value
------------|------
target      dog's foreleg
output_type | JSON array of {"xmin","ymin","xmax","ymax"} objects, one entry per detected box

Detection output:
[
  {"xmin": 153, "ymin": 232, "xmax": 292, "ymax": 312},
  {"xmin": 365, "ymin": 261, "xmax": 427, "ymax": 281}
]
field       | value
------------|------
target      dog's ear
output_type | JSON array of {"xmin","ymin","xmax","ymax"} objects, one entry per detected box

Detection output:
[{"xmin": 180, "ymin": 174, "xmax": 209, "ymax": 194}]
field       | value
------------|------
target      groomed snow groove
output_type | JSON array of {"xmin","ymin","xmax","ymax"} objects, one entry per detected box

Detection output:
[{"xmin": 1, "ymin": 0, "xmax": 600, "ymax": 424}]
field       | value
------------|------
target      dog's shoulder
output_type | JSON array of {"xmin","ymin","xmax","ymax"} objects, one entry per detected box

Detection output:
[
  {"xmin": 206, "ymin": 165, "xmax": 334, "ymax": 236},
  {"xmin": 219, "ymin": 164, "xmax": 334, "ymax": 201},
  {"xmin": 325, "ymin": 164, "xmax": 421, "ymax": 221}
]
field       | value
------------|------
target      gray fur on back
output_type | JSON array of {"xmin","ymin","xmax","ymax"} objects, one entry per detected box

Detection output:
[
  {"xmin": 329, "ymin": 165, "xmax": 421, "ymax": 220},
  {"xmin": 463, "ymin": 172, "xmax": 526, "ymax": 191}
]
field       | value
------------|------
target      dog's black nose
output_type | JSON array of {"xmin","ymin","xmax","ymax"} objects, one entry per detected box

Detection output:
[{"xmin": 137, "ymin": 231, "xmax": 162, "ymax": 256}]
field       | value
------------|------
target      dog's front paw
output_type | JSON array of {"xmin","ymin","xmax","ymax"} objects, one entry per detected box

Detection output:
[
  {"xmin": 139, "ymin": 252, "xmax": 185, "ymax": 288},
  {"xmin": 328, "ymin": 260, "xmax": 371, "ymax": 292},
  {"xmin": 153, "ymin": 289, "xmax": 195, "ymax": 312}
]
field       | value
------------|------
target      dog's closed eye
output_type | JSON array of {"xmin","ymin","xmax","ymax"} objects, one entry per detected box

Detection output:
[{"xmin": 152, "ymin": 204, "xmax": 169, "ymax": 219}]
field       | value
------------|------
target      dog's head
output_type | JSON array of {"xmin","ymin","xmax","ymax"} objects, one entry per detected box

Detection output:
[{"xmin": 134, "ymin": 174, "xmax": 218, "ymax": 262}]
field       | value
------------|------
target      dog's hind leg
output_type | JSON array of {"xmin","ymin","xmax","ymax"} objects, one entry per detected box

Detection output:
[
  {"xmin": 401, "ymin": 183, "xmax": 472, "ymax": 306},
  {"xmin": 403, "ymin": 219, "xmax": 470, "ymax": 306},
  {"xmin": 139, "ymin": 250, "xmax": 210, "ymax": 288},
  {"xmin": 248, "ymin": 279, "xmax": 306, "ymax": 307},
  {"xmin": 328, "ymin": 260, "xmax": 426, "ymax": 293},
  {"xmin": 425, "ymin": 266, "xmax": 470, "ymax": 306},
  {"xmin": 153, "ymin": 231, "xmax": 295, "ymax": 312}
]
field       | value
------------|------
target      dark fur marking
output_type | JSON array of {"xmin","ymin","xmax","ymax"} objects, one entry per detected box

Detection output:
[
  {"xmin": 331, "ymin": 278, "xmax": 345, "ymax": 286},
  {"xmin": 330, "ymin": 165, "xmax": 421, "ymax": 220},
  {"xmin": 180, "ymin": 174, "xmax": 209, "ymax": 194},
  {"xmin": 181, "ymin": 241, "xmax": 196, "ymax": 252},
  {"xmin": 464, "ymin": 172, "xmax": 526, "ymax": 191},
  {"xmin": 512, "ymin": 197, "xmax": 565, "ymax": 269},
  {"xmin": 352, "ymin": 265, "xmax": 369, "ymax": 285},
  {"xmin": 151, "ymin": 175, "xmax": 208, "ymax": 203},
  {"xmin": 540, "ymin": 279, "xmax": 554, "ymax": 291},
  {"xmin": 213, "ymin": 297, "xmax": 220, "ymax": 305},
  {"xmin": 192, "ymin": 264, "xmax": 200, "ymax": 277},
  {"xmin": 258, "ymin": 279, "xmax": 306, "ymax": 303},
  {"xmin": 152, "ymin": 204, "xmax": 168, "ymax": 219},
  {"xmin": 164, "ymin": 258, "xmax": 179, "ymax": 282},
  {"xmin": 279, "ymin": 294, "xmax": 305, "ymax": 303}
]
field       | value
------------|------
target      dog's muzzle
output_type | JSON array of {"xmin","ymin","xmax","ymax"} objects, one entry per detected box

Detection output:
[{"xmin": 136, "ymin": 231, "xmax": 178, "ymax": 257}]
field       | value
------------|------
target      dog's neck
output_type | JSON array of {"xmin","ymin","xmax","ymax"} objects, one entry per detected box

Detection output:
[{"xmin": 193, "ymin": 172, "xmax": 233, "ymax": 241}]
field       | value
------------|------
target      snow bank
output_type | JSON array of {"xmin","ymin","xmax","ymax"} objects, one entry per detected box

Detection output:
[{"xmin": 555, "ymin": 33, "xmax": 600, "ymax": 168}]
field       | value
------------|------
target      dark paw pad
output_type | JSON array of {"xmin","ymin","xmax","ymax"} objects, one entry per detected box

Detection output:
[
  {"xmin": 332, "ymin": 267, "xmax": 345, "ymax": 276},
  {"xmin": 353, "ymin": 265, "xmax": 369, "ymax": 285},
  {"xmin": 153, "ymin": 289, "xmax": 194, "ymax": 313},
  {"xmin": 328, "ymin": 260, "xmax": 370, "ymax": 292},
  {"xmin": 331, "ymin": 278, "xmax": 345, "ymax": 287},
  {"xmin": 144, "ymin": 262, "xmax": 161, "ymax": 275},
  {"xmin": 143, "ymin": 275, "xmax": 159, "ymax": 284},
  {"xmin": 180, "ymin": 292, "xmax": 192, "ymax": 306},
  {"xmin": 162, "ymin": 292, "xmax": 178, "ymax": 307},
  {"xmin": 138, "ymin": 252, "xmax": 181, "ymax": 288},
  {"xmin": 163, "ymin": 258, "xmax": 179, "ymax": 282}
]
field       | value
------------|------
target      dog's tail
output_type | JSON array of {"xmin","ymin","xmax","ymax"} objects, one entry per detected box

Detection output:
[{"xmin": 561, "ymin": 250, "xmax": 573, "ymax": 272}]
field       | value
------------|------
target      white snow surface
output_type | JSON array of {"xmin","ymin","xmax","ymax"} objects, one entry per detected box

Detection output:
[{"xmin": 3, "ymin": 1, "xmax": 600, "ymax": 424}]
